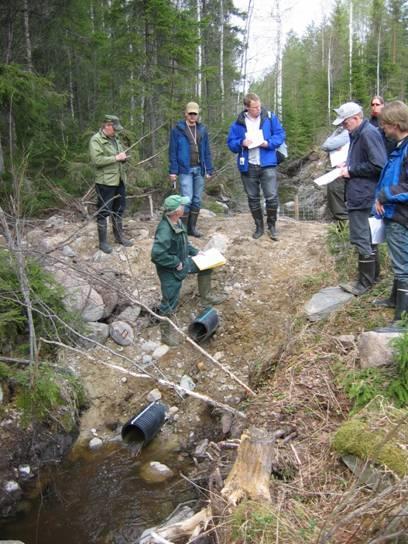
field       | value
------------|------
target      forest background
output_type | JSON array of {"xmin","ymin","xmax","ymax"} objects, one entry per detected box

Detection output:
[{"xmin": 0, "ymin": 0, "xmax": 407, "ymax": 216}]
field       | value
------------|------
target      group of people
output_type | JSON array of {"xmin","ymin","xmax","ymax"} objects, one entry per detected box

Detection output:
[
  {"xmin": 88, "ymin": 93, "xmax": 408, "ymax": 344},
  {"xmin": 322, "ymin": 98, "xmax": 408, "ymax": 323}
]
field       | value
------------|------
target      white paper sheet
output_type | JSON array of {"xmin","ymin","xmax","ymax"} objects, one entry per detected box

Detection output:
[
  {"xmin": 329, "ymin": 143, "xmax": 349, "ymax": 167},
  {"xmin": 313, "ymin": 167, "xmax": 342, "ymax": 187},
  {"xmin": 245, "ymin": 129, "xmax": 265, "ymax": 149}
]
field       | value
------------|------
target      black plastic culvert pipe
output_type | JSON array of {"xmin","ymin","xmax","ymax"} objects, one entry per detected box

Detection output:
[
  {"xmin": 188, "ymin": 307, "xmax": 219, "ymax": 343},
  {"xmin": 121, "ymin": 401, "xmax": 166, "ymax": 447}
]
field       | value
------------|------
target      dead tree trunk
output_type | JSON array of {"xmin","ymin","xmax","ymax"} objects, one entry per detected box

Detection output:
[{"xmin": 221, "ymin": 426, "xmax": 274, "ymax": 505}]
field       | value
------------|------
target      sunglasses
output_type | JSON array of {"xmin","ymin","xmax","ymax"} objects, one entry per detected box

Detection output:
[
  {"xmin": 371, "ymin": 103, "xmax": 381, "ymax": 106},
  {"xmin": 187, "ymin": 112, "xmax": 198, "ymax": 116}
]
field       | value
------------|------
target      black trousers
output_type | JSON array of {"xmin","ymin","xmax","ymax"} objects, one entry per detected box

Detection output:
[{"xmin": 95, "ymin": 180, "xmax": 126, "ymax": 221}]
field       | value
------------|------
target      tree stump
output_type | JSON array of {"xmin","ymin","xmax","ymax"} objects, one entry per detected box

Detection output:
[{"xmin": 221, "ymin": 427, "xmax": 275, "ymax": 505}]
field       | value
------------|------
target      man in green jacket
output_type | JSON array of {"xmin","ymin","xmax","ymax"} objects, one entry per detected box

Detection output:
[
  {"xmin": 89, "ymin": 115, "xmax": 133, "ymax": 253},
  {"xmin": 151, "ymin": 194, "xmax": 224, "ymax": 345}
]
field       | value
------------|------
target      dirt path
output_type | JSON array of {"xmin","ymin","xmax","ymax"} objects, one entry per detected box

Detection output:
[{"xmin": 62, "ymin": 212, "xmax": 332, "ymax": 449}]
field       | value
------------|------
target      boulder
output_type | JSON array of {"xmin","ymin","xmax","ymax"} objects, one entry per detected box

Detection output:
[
  {"xmin": 85, "ymin": 322, "xmax": 110, "ymax": 345},
  {"xmin": 117, "ymin": 305, "xmax": 141, "ymax": 324},
  {"xmin": 204, "ymin": 233, "xmax": 230, "ymax": 253},
  {"xmin": 110, "ymin": 321, "xmax": 134, "ymax": 346},
  {"xmin": 140, "ymin": 461, "xmax": 174, "ymax": 483},
  {"xmin": 358, "ymin": 328, "xmax": 402, "ymax": 368},
  {"xmin": 52, "ymin": 269, "xmax": 105, "ymax": 322},
  {"xmin": 305, "ymin": 286, "xmax": 353, "ymax": 321}
]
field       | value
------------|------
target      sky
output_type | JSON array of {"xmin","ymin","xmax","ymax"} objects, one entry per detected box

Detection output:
[{"xmin": 233, "ymin": 0, "xmax": 334, "ymax": 81}]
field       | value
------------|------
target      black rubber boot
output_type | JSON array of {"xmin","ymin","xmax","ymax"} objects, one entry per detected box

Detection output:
[
  {"xmin": 395, "ymin": 279, "xmax": 408, "ymax": 321},
  {"xmin": 188, "ymin": 207, "xmax": 202, "ymax": 238},
  {"xmin": 340, "ymin": 254, "xmax": 376, "ymax": 296},
  {"xmin": 372, "ymin": 244, "xmax": 380, "ymax": 282},
  {"xmin": 373, "ymin": 278, "xmax": 397, "ymax": 308},
  {"xmin": 250, "ymin": 208, "xmax": 264, "ymax": 239},
  {"xmin": 112, "ymin": 217, "xmax": 133, "ymax": 247},
  {"xmin": 97, "ymin": 219, "xmax": 112, "ymax": 254},
  {"xmin": 266, "ymin": 208, "xmax": 279, "ymax": 240}
]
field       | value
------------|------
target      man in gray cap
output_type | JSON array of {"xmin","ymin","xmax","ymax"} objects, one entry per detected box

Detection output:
[
  {"xmin": 169, "ymin": 102, "xmax": 214, "ymax": 238},
  {"xmin": 89, "ymin": 115, "xmax": 133, "ymax": 253},
  {"xmin": 333, "ymin": 102, "xmax": 387, "ymax": 295}
]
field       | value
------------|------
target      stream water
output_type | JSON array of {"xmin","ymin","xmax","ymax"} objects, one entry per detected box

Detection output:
[{"xmin": 0, "ymin": 437, "xmax": 195, "ymax": 544}]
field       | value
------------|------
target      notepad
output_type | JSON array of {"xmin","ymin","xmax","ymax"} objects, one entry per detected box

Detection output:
[
  {"xmin": 313, "ymin": 167, "xmax": 342, "ymax": 186},
  {"xmin": 192, "ymin": 248, "xmax": 226, "ymax": 271}
]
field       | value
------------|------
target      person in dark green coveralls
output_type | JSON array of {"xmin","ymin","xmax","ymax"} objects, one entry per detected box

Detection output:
[{"xmin": 151, "ymin": 194, "xmax": 225, "ymax": 345}]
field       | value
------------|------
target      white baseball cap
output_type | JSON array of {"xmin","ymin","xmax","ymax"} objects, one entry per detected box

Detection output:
[{"xmin": 333, "ymin": 102, "xmax": 363, "ymax": 125}]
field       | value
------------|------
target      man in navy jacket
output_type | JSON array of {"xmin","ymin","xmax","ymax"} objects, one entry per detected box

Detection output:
[
  {"xmin": 169, "ymin": 102, "xmax": 213, "ymax": 238},
  {"xmin": 334, "ymin": 102, "xmax": 387, "ymax": 296},
  {"xmin": 227, "ymin": 92, "xmax": 285, "ymax": 240}
]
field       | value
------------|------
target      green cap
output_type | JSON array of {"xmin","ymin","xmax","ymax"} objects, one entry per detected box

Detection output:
[
  {"xmin": 103, "ymin": 115, "xmax": 124, "ymax": 131},
  {"xmin": 163, "ymin": 194, "xmax": 190, "ymax": 213}
]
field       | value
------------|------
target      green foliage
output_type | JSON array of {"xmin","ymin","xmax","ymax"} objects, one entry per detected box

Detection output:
[
  {"xmin": 389, "ymin": 329, "xmax": 408, "ymax": 406},
  {"xmin": 3, "ymin": 362, "xmax": 86, "ymax": 430},
  {"xmin": 341, "ymin": 368, "xmax": 391, "ymax": 412},
  {"xmin": 231, "ymin": 499, "xmax": 318, "ymax": 543},
  {"xmin": 0, "ymin": 249, "xmax": 83, "ymax": 355}
]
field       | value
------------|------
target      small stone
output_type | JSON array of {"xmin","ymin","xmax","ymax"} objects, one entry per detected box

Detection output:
[
  {"xmin": 4, "ymin": 480, "xmax": 20, "ymax": 493},
  {"xmin": 62, "ymin": 245, "xmax": 76, "ymax": 257},
  {"xmin": 141, "ymin": 340, "xmax": 160, "ymax": 353},
  {"xmin": 121, "ymin": 377, "xmax": 128, "ymax": 384},
  {"xmin": 194, "ymin": 439, "xmax": 209, "ymax": 458},
  {"xmin": 168, "ymin": 406, "xmax": 179, "ymax": 417},
  {"xmin": 180, "ymin": 375, "xmax": 196, "ymax": 394},
  {"xmin": 110, "ymin": 321, "xmax": 134, "ymax": 346},
  {"xmin": 213, "ymin": 351, "xmax": 224, "ymax": 361},
  {"xmin": 152, "ymin": 345, "xmax": 169, "ymax": 360},
  {"xmin": 196, "ymin": 361, "xmax": 205, "ymax": 371},
  {"xmin": 140, "ymin": 461, "xmax": 174, "ymax": 483},
  {"xmin": 142, "ymin": 354, "xmax": 153, "ymax": 365},
  {"xmin": 18, "ymin": 465, "xmax": 31, "ymax": 478},
  {"xmin": 147, "ymin": 388, "xmax": 162, "ymax": 402},
  {"xmin": 89, "ymin": 437, "xmax": 103, "ymax": 450}
]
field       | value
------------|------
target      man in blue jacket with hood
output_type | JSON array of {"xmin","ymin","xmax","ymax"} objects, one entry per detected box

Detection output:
[
  {"xmin": 227, "ymin": 92, "xmax": 285, "ymax": 240},
  {"xmin": 169, "ymin": 102, "xmax": 214, "ymax": 238}
]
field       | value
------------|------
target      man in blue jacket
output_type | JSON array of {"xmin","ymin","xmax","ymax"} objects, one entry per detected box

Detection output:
[
  {"xmin": 227, "ymin": 92, "xmax": 285, "ymax": 240},
  {"xmin": 374, "ymin": 100, "xmax": 408, "ymax": 318},
  {"xmin": 334, "ymin": 102, "xmax": 387, "ymax": 296},
  {"xmin": 169, "ymin": 102, "xmax": 214, "ymax": 238}
]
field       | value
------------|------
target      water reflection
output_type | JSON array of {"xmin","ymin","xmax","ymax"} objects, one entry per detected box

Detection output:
[{"xmin": 0, "ymin": 437, "xmax": 194, "ymax": 544}]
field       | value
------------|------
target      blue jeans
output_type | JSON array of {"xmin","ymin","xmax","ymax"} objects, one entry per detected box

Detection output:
[
  {"xmin": 240, "ymin": 165, "xmax": 278, "ymax": 212},
  {"xmin": 179, "ymin": 166, "xmax": 204, "ymax": 211},
  {"xmin": 385, "ymin": 221, "xmax": 408, "ymax": 281}
]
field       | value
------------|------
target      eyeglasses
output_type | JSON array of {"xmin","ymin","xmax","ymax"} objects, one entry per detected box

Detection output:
[
  {"xmin": 371, "ymin": 103, "xmax": 381, "ymax": 106},
  {"xmin": 187, "ymin": 112, "xmax": 198, "ymax": 116}
]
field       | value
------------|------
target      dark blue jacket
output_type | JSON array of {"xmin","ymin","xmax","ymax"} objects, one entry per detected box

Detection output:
[
  {"xmin": 375, "ymin": 137, "xmax": 408, "ymax": 226},
  {"xmin": 346, "ymin": 119, "xmax": 387, "ymax": 210},
  {"xmin": 227, "ymin": 108, "xmax": 285, "ymax": 172},
  {"xmin": 169, "ymin": 121, "xmax": 213, "ymax": 176}
]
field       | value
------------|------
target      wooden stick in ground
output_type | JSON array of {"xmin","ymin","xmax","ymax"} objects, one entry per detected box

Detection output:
[{"xmin": 221, "ymin": 426, "xmax": 277, "ymax": 505}]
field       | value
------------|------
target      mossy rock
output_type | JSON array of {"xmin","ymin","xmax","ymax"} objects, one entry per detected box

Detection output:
[{"xmin": 332, "ymin": 400, "xmax": 408, "ymax": 477}]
